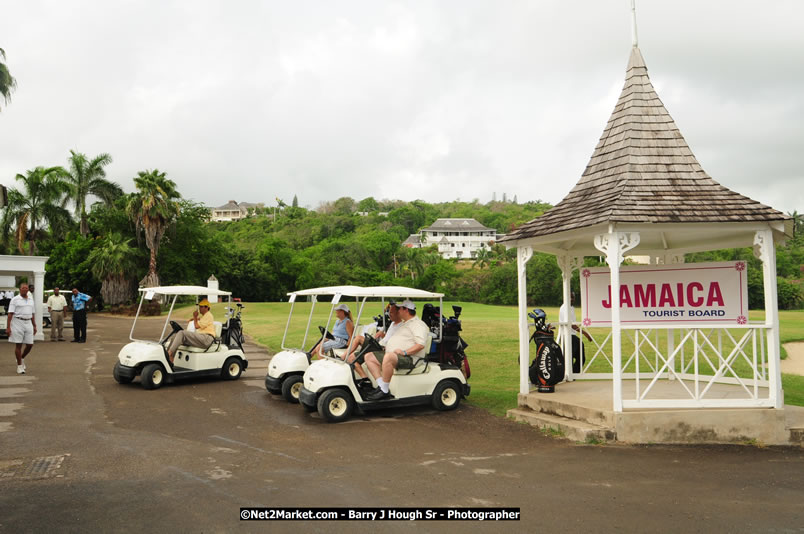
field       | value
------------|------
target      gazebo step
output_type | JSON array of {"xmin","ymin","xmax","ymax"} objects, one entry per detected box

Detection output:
[
  {"xmin": 519, "ymin": 393, "xmax": 614, "ymax": 427},
  {"xmin": 508, "ymin": 408, "xmax": 616, "ymax": 443}
]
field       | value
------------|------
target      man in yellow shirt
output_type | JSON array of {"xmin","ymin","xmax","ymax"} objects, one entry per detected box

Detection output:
[{"xmin": 166, "ymin": 299, "xmax": 215, "ymax": 365}]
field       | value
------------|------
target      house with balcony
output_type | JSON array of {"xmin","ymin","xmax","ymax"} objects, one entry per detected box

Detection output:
[
  {"xmin": 210, "ymin": 200, "xmax": 261, "ymax": 222},
  {"xmin": 404, "ymin": 218, "xmax": 501, "ymax": 259}
]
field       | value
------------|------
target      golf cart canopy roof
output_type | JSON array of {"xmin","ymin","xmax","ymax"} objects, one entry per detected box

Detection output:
[
  {"xmin": 138, "ymin": 285, "xmax": 232, "ymax": 296},
  {"xmin": 288, "ymin": 285, "xmax": 443, "ymax": 299},
  {"xmin": 289, "ymin": 285, "xmax": 364, "ymax": 297}
]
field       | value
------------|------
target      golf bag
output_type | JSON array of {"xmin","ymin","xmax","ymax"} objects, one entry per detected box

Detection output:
[
  {"xmin": 528, "ymin": 309, "xmax": 564, "ymax": 393},
  {"xmin": 571, "ymin": 333, "xmax": 585, "ymax": 374},
  {"xmin": 221, "ymin": 303, "xmax": 245, "ymax": 352},
  {"xmin": 422, "ymin": 303, "xmax": 471, "ymax": 379}
]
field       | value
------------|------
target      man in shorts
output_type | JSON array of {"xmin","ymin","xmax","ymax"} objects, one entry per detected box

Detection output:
[
  {"xmin": 7, "ymin": 283, "xmax": 37, "ymax": 374},
  {"xmin": 345, "ymin": 301, "xmax": 403, "ymax": 386},
  {"xmin": 365, "ymin": 299, "xmax": 429, "ymax": 401}
]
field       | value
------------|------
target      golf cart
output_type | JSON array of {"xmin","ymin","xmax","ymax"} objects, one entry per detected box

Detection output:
[
  {"xmin": 298, "ymin": 286, "xmax": 471, "ymax": 423},
  {"xmin": 113, "ymin": 286, "xmax": 248, "ymax": 389},
  {"xmin": 265, "ymin": 285, "xmax": 378, "ymax": 403}
]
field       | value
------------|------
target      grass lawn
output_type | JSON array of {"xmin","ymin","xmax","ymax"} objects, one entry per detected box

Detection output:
[{"xmin": 201, "ymin": 301, "xmax": 804, "ymax": 417}]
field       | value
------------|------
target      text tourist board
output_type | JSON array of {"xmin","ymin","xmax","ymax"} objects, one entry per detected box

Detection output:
[{"xmin": 580, "ymin": 261, "xmax": 749, "ymax": 327}]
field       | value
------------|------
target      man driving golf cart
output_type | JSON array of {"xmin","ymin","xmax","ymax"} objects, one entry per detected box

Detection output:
[
  {"xmin": 344, "ymin": 301, "xmax": 403, "ymax": 386},
  {"xmin": 166, "ymin": 298, "xmax": 215, "ymax": 366},
  {"xmin": 364, "ymin": 299, "xmax": 428, "ymax": 401}
]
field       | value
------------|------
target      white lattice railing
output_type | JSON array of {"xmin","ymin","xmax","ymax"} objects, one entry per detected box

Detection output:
[{"xmin": 564, "ymin": 323, "xmax": 773, "ymax": 409}]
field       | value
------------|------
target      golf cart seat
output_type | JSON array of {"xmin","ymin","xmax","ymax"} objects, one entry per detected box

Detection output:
[
  {"xmin": 331, "ymin": 324, "xmax": 378, "ymax": 359},
  {"xmin": 180, "ymin": 321, "xmax": 223, "ymax": 353},
  {"xmin": 393, "ymin": 332, "xmax": 434, "ymax": 376}
]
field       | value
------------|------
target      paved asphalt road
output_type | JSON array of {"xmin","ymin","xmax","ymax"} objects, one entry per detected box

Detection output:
[{"xmin": 1, "ymin": 315, "xmax": 803, "ymax": 533}]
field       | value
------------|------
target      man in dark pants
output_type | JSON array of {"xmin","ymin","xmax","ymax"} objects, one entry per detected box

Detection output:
[{"xmin": 70, "ymin": 287, "xmax": 92, "ymax": 343}]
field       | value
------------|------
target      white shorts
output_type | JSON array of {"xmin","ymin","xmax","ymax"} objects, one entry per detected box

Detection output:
[{"xmin": 9, "ymin": 319, "xmax": 34, "ymax": 344}]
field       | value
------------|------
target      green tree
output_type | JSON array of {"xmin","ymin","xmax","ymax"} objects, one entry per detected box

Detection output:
[
  {"xmin": 1, "ymin": 167, "xmax": 71, "ymax": 254},
  {"xmin": 63, "ymin": 150, "xmax": 122, "ymax": 236},
  {"xmin": 0, "ymin": 47, "xmax": 16, "ymax": 111},
  {"xmin": 357, "ymin": 197, "xmax": 379, "ymax": 213},
  {"xmin": 292, "ymin": 194, "xmax": 299, "ymax": 208},
  {"xmin": 126, "ymin": 169, "xmax": 181, "ymax": 289},
  {"xmin": 87, "ymin": 233, "xmax": 137, "ymax": 305}
]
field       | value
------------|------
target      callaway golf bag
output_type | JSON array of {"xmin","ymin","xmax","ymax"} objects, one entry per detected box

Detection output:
[{"xmin": 528, "ymin": 309, "xmax": 564, "ymax": 393}]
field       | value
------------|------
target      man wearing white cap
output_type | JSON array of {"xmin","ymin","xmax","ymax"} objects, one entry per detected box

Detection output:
[{"xmin": 365, "ymin": 299, "xmax": 429, "ymax": 401}]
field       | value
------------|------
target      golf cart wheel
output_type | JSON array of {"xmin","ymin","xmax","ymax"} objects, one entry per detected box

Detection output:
[
  {"xmin": 432, "ymin": 380, "xmax": 461, "ymax": 411},
  {"xmin": 222, "ymin": 357, "xmax": 243, "ymax": 380},
  {"xmin": 317, "ymin": 389, "xmax": 354, "ymax": 423},
  {"xmin": 141, "ymin": 363, "xmax": 165, "ymax": 390},
  {"xmin": 113, "ymin": 362, "xmax": 133, "ymax": 384},
  {"xmin": 281, "ymin": 374, "xmax": 304, "ymax": 404}
]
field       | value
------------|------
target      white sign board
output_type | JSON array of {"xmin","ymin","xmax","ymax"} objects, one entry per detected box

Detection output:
[{"xmin": 580, "ymin": 261, "xmax": 749, "ymax": 327}]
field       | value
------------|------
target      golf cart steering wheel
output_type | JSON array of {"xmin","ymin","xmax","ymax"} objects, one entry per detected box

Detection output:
[
  {"xmin": 318, "ymin": 325, "xmax": 335, "ymax": 340},
  {"xmin": 169, "ymin": 320, "xmax": 184, "ymax": 333},
  {"xmin": 351, "ymin": 333, "xmax": 382, "ymax": 366}
]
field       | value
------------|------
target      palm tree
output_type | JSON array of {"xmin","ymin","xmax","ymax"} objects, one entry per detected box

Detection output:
[
  {"xmin": 0, "ymin": 47, "xmax": 17, "ymax": 111},
  {"xmin": 63, "ymin": 150, "xmax": 122, "ymax": 236},
  {"xmin": 126, "ymin": 170, "xmax": 181, "ymax": 289},
  {"xmin": 88, "ymin": 233, "xmax": 137, "ymax": 305},
  {"xmin": 0, "ymin": 167, "xmax": 71, "ymax": 254}
]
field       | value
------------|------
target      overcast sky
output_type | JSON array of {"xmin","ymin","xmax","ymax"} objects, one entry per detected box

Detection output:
[{"xmin": 1, "ymin": 1, "xmax": 802, "ymax": 214}]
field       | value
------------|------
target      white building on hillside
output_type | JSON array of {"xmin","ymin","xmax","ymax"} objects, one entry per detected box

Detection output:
[
  {"xmin": 210, "ymin": 200, "xmax": 261, "ymax": 222},
  {"xmin": 405, "ymin": 218, "xmax": 501, "ymax": 259}
]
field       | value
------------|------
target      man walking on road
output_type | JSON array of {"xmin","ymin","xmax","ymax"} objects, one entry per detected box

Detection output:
[
  {"xmin": 7, "ymin": 283, "xmax": 37, "ymax": 374},
  {"xmin": 70, "ymin": 287, "xmax": 92, "ymax": 343},
  {"xmin": 47, "ymin": 287, "xmax": 68, "ymax": 341}
]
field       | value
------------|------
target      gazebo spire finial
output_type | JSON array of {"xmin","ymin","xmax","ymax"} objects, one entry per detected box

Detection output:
[{"xmin": 630, "ymin": 0, "xmax": 639, "ymax": 48}]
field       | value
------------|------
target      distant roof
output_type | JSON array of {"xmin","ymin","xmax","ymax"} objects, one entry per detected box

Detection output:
[
  {"xmin": 501, "ymin": 47, "xmax": 787, "ymax": 245},
  {"xmin": 402, "ymin": 235, "xmax": 421, "ymax": 245},
  {"xmin": 422, "ymin": 218, "xmax": 494, "ymax": 232},
  {"xmin": 214, "ymin": 200, "xmax": 244, "ymax": 211}
]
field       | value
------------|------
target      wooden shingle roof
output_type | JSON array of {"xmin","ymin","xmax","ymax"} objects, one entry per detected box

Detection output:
[{"xmin": 501, "ymin": 47, "xmax": 787, "ymax": 244}]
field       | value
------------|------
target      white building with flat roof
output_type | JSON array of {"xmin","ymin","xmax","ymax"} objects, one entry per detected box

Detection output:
[{"xmin": 405, "ymin": 218, "xmax": 500, "ymax": 259}]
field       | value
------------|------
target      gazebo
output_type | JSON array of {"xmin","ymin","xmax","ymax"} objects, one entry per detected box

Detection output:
[{"xmin": 500, "ymin": 44, "xmax": 794, "ymax": 443}]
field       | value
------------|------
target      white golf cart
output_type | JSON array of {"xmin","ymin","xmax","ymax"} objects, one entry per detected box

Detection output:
[
  {"xmin": 265, "ymin": 285, "xmax": 377, "ymax": 403},
  {"xmin": 113, "ymin": 286, "xmax": 248, "ymax": 389},
  {"xmin": 298, "ymin": 286, "xmax": 471, "ymax": 423}
]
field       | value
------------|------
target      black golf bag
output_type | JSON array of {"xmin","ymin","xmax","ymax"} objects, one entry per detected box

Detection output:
[
  {"xmin": 528, "ymin": 309, "xmax": 564, "ymax": 393},
  {"xmin": 422, "ymin": 303, "xmax": 470, "ymax": 379}
]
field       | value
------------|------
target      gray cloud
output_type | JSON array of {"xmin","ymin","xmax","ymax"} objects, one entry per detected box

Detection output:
[{"xmin": 1, "ymin": 0, "xmax": 801, "ymax": 215}]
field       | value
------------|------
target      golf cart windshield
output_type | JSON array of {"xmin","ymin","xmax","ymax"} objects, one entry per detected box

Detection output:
[
  {"xmin": 130, "ymin": 286, "xmax": 233, "ymax": 343},
  {"xmin": 282, "ymin": 285, "xmax": 444, "ymax": 357}
]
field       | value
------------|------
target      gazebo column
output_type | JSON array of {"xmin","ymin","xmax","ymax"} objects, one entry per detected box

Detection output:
[
  {"xmin": 33, "ymin": 270, "xmax": 45, "ymax": 341},
  {"xmin": 595, "ymin": 231, "xmax": 640, "ymax": 412},
  {"xmin": 516, "ymin": 246, "xmax": 533, "ymax": 395},
  {"xmin": 754, "ymin": 229, "xmax": 783, "ymax": 409},
  {"xmin": 557, "ymin": 255, "xmax": 583, "ymax": 380}
]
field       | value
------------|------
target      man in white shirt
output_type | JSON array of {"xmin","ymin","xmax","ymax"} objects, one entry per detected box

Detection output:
[
  {"xmin": 7, "ymin": 283, "xmax": 37, "ymax": 374},
  {"xmin": 47, "ymin": 287, "xmax": 68, "ymax": 341},
  {"xmin": 345, "ymin": 301, "xmax": 403, "ymax": 384},
  {"xmin": 365, "ymin": 299, "xmax": 430, "ymax": 401}
]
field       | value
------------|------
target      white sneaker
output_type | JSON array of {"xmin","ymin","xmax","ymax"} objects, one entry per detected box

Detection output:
[
  {"xmin": 16, "ymin": 365, "xmax": 25, "ymax": 374},
  {"xmin": 22, "ymin": 361, "xmax": 26, "ymax": 371}
]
